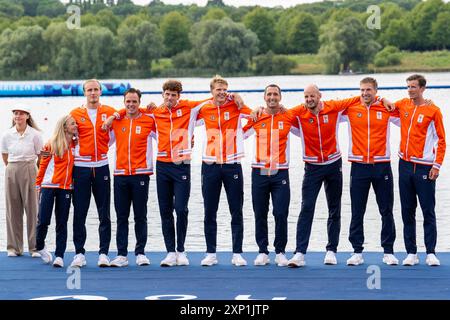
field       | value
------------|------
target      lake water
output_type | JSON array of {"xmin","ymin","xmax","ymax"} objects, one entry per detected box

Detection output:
[{"xmin": 1, "ymin": 73, "xmax": 450, "ymax": 256}]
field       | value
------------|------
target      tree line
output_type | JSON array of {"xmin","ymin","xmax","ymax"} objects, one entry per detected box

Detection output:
[{"xmin": 0, "ymin": 0, "xmax": 449, "ymax": 79}]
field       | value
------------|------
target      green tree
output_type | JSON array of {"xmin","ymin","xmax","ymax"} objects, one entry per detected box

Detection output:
[
  {"xmin": 118, "ymin": 21, "xmax": 164, "ymax": 72},
  {"xmin": 319, "ymin": 17, "xmax": 381, "ymax": 73},
  {"xmin": 0, "ymin": 25, "xmax": 46, "ymax": 78},
  {"xmin": 0, "ymin": 0, "xmax": 24, "ymax": 18},
  {"xmin": 18, "ymin": 0, "xmax": 39, "ymax": 16},
  {"xmin": 202, "ymin": 8, "xmax": 227, "ymax": 21},
  {"xmin": 36, "ymin": 0, "xmax": 66, "ymax": 17},
  {"xmin": 286, "ymin": 12, "xmax": 319, "ymax": 54},
  {"xmin": 408, "ymin": 0, "xmax": 443, "ymax": 50},
  {"xmin": 160, "ymin": 11, "xmax": 191, "ymax": 57},
  {"xmin": 374, "ymin": 45, "xmax": 401, "ymax": 67},
  {"xmin": 187, "ymin": 18, "xmax": 259, "ymax": 73},
  {"xmin": 379, "ymin": 19, "xmax": 411, "ymax": 50},
  {"xmin": 243, "ymin": 7, "xmax": 275, "ymax": 54},
  {"xmin": 253, "ymin": 51, "xmax": 295, "ymax": 75},
  {"xmin": 74, "ymin": 26, "xmax": 119, "ymax": 78},
  {"xmin": 431, "ymin": 11, "xmax": 450, "ymax": 49},
  {"xmin": 43, "ymin": 22, "xmax": 78, "ymax": 78}
]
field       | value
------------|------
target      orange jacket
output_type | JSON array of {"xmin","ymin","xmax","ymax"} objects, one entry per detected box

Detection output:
[
  {"xmin": 36, "ymin": 141, "xmax": 75, "ymax": 190},
  {"xmin": 340, "ymin": 99, "xmax": 399, "ymax": 163},
  {"xmin": 70, "ymin": 105, "xmax": 118, "ymax": 167},
  {"xmin": 394, "ymin": 98, "xmax": 446, "ymax": 170},
  {"xmin": 197, "ymin": 100, "xmax": 252, "ymax": 163},
  {"xmin": 243, "ymin": 110, "xmax": 296, "ymax": 170},
  {"xmin": 290, "ymin": 97, "xmax": 360, "ymax": 164},
  {"xmin": 111, "ymin": 113, "xmax": 155, "ymax": 175}
]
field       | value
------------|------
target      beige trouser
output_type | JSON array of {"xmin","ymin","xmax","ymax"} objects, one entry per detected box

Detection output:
[{"xmin": 5, "ymin": 161, "xmax": 38, "ymax": 254}]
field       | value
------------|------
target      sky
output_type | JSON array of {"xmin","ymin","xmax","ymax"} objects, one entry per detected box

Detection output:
[{"xmin": 129, "ymin": 0, "xmax": 325, "ymax": 8}]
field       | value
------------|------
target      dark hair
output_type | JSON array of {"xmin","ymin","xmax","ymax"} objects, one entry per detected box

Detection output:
[
  {"xmin": 360, "ymin": 77, "xmax": 378, "ymax": 90},
  {"xmin": 264, "ymin": 84, "xmax": 282, "ymax": 96},
  {"xmin": 406, "ymin": 74, "xmax": 427, "ymax": 87},
  {"xmin": 163, "ymin": 80, "xmax": 183, "ymax": 93},
  {"xmin": 124, "ymin": 88, "xmax": 142, "ymax": 101}
]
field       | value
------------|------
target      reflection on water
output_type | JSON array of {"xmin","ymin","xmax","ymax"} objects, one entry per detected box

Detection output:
[{"xmin": 1, "ymin": 73, "xmax": 450, "ymax": 254}]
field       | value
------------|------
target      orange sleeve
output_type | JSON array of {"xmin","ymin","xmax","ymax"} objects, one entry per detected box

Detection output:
[
  {"xmin": 329, "ymin": 96, "xmax": 360, "ymax": 112},
  {"xmin": 433, "ymin": 108, "xmax": 446, "ymax": 169},
  {"xmin": 239, "ymin": 104, "xmax": 252, "ymax": 116},
  {"xmin": 186, "ymin": 98, "xmax": 211, "ymax": 109},
  {"xmin": 36, "ymin": 144, "xmax": 52, "ymax": 189}
]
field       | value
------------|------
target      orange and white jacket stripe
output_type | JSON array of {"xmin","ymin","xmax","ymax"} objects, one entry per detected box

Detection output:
[
  {"xmin": 111, "ymin": 113, "xmax": 155, "ymax": 176},
  {"xmin": 290, "ymin": 97, "xmax": 360, "ymax": 165},
  {"xmin": 394, "ymin": 98, "xmax": 446, "ymax": 170},
  {"xmin": 36, "ymin": 141, "xmax": 75, "ymax": 190},
  {"xmin": 118, "ymin": 99, "xmax": 208, "ymax": 163},
  {"xmin": 197, "ymin": 99, "xmax": 252, "ymax": 164},
  {"xmin": 70, "ymin": 105, "xmax": 118, "ymax": 167},
  {"xmin": 243, "ymin": 110, "xmax": 296, "ymax": 170},
  {"xmin": 340, "ymin": 98, "xmax": 399, "ymax": 163}
]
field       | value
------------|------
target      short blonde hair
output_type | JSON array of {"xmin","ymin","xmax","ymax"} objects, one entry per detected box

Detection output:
[
  {"xmin": 83, "ymin": 79, "xmax": 102, "ymax": 92},
  {"xmin": 210, "ymin": 75, "xmax": 228, "ymax": 90}
]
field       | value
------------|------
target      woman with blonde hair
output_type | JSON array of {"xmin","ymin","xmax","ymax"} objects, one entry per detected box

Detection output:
[
  {"xmin": 35, "ymin": 115, "xmax": 78, "ymax": 267},
  {"xmin": 1, "ymin": 106, "xmax": 43, "ymax": 257}
]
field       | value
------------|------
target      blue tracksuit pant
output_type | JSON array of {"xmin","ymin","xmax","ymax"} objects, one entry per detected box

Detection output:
[
  {"xmin": 73, "ymin": 165, "xmax": 111, "ymax": 255},
  {"xmin": 114, "ymin": 174, "xmax": 149, "ymax": 256},
  {"xmin": 36, "ymin": 188, "xmax": 71, "ymax": 258},
  {"xmin": 295, "ymin": 159, "xmax": 342, "ymax": 254},
  {"xmin": 156, "ymin": 161, "xmax": 190, "ymax": 253},
  {"xmin": 349, "ymin": 162, "xmax": 396, "ymax": 254},
  {"xmin": 201, "ymin": 163, "xmax": 244, "ymax": 254},
  {"xmin": 399, "ymin": 159, "xmax": 437, "ymax": 254},
  {"xmin": 252, "ymin": 168, "xmax": 290, "ymax": 254}
]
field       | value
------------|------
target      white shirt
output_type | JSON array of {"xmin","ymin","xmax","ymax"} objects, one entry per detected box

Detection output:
[
  {"xmin": 87, "ymin": 108, "xmax": 97, "ymax": 124},
  {"xmin": 1, "ymin": 125, "xmax": 44, "ymax": 162}
]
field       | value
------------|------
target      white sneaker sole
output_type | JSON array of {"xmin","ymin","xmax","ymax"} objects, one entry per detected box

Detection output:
[
  {"xmin": 201, "ymin": 260, "xmax": 218, "ymax": 266},
  {"xmin": 70, "ymin": 261, "xmax": 86, "ymax": 268}
]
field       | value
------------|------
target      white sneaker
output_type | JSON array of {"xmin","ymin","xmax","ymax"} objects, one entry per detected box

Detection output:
[
  {"xmin": 39, "ymin": 247, "xmax": 53, "ymax": 264},
  {"xmin": 231, "ymin": 254, "xmax": 247, "ymax": 266},
  {"xmin": 324, "ymin": 251, "xmax": 337, "ymax": 265},
  {"xmin": 288, "ymin": 253, "xmax": 305, "ymax": 268},
  {"xmin": 382, "ymin": 254, "xmax": 399, "ymax": 265},
  {"xmin": 201, "ymin": 253, "xmax": 218, "ymax": 266},
  {"xmin": 275, "ymin": 253, "xmax": 289, "ymax": 267},
  {"xmin": 53, "ymin": 257, "xmax": 64, "ymax": 268},
  {"xmin": 31, "ymin": 252, "xmax": 41, "ymax": 258},
  {"xmin": 160, "ymin": 252, "xmax": 177, "ymax": 267},
  {"xmin": 7, "ymin": 250, "xmax": 18, "ymax": 257},
  {"xmin": 402, "ymin": 253, "xmax": 419, "ymax": 266},
  {"xmin": 176, "ymin": 252, "xmax": 190, "ymax": 266},
  {"xmin": 70, "ymin": 253, "xmax": 86, "ymax": 268},
  {"xmin": 254, "ymin": 253, "xmax": 270, "ymax": 266},
  {"xmin": 98, "ymin": 254, "xmax": 110, "ymax": 267},
  {"xmin": 110, "ymin": 255, "xmax": 128, "ymax": 267},
  {"xmin": 136, "ymin": 254, "xmax": 150, "ymax": 266},
  {"xmin": 347, "ymin": 253, "xmax": 364, "ymax": 266},
  {"xmin": 426, "ymin": 253, "xmax": 440, "ymax": 266}
]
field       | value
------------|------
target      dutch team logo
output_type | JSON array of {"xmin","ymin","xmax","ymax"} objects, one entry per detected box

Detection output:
[
  {"xmin": 177, "ymin": 109, "xmax": 182, "ymax": 117},
  {"xmin": 377, "ymin": 111, "xmax": 382, "ymax": 120},
  {"xmin": 278, "ymin": 121, "xmax": 284, "ymax": 129},
  {"xmin": 224, "ymin": 112, "xmax": 230, "ymax": 121},
  {"xmin": 136, "ymin": 126, "xmax": 141, "ymax": 134},
  {"xmin": 101, "ymin": 114, "xmax": 107, "ymax": 121},
  {"xmin": 323, "ymin": 115, "xmax": 328, "ymax": 123},
  {"xmin": 418, "ymin": 114, "xmax": 424, "ymax": 123}
]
